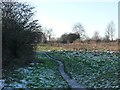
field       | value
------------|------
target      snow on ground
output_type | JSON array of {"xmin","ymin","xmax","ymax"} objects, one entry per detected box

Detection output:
[
  {"xmin": 2, "ymin": 51, "xmax": 119, "ymax": 88},
  {"xmin": 0, "ymin": 79, "xmax": 5, "ymax": 89},
  {"xmin": 4, "ymin": 67, "xmax": 68, "ymax": 88},
  {"xmin": 3, "ymin": 54, "xmax": 69, "ymax": 88}
]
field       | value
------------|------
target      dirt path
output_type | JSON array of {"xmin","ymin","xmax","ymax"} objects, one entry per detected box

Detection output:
[{"xmin": 44, "ymin": 52, "xmax": 86, "ymax": 90}]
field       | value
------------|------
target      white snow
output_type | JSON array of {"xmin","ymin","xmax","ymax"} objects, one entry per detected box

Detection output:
[
  {"xmin": 0, "ymin": 79, "xmax": 5, "ymax": 89},
  {"xmin": 4, "ymin": 61, "xmax": 68, "ymax": 88}
]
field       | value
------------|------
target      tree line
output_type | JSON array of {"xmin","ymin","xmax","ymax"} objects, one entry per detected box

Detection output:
[{"xmin": 58, "ymin": 21, "xmax": 117, "ymax": 44}]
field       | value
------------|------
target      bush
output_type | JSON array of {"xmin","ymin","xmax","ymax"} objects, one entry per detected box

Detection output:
[
  {"xmin": 60, "ymin": 33, "xmax": 80, "ymax": 43},
  {"xmin": 2, "ymin": 2, "xmax": 42, "ymax": 69}
]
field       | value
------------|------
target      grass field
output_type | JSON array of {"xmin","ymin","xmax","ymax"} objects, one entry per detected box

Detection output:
[
  {"xmin": 36, "ymin": 41, "xmax": 119, "ymax": 52},
  {"xmin": 2, "ymin": 43, "xmax": 119, "ymax": 89},
  {"xmin": 36, "ymin": 44, "xmax": 64, "ymax": 51},
  {"xmin": 47, "ymin": 51, "xmax": 119, "ymax": 88},
  {"xmin": 3, "ymin": 52, "xmax": 69, "ymax": 88}
]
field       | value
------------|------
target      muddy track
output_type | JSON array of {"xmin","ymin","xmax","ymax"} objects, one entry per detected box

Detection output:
[{"xmin": 44, "ymin": 52, "xmax": 86, "ymax": 90}]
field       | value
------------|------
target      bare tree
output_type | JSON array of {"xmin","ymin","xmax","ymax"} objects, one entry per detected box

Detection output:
[
  {"xmin": 105, "ymin": 29, "xmax": 110, "ymax": 41},
  {"xmin": 72, "ymin": 22, "xmax": 85, "ymax": 40},
  {"xmin": 105, "ymin": 21, "xmax": 115, "ymax": 41},
  {"xmin": 47, "ymin": 28, "xmax": 53, "ymax": 41},
  {"xmin": 92, "ymin": 31, "xmax": 101, "ymax": 42},
  {"xmin": 43, "ymin": 27, "xmax": 53, "ymax": 41}
]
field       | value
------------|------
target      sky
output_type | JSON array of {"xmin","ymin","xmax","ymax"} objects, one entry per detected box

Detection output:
[{"xmin": 21, "ymin": 0, "xmax": 118, "ymax": 39}]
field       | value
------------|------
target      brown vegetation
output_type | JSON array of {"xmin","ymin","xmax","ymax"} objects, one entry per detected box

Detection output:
[{"xmin": 48, "ymin": 40, "xmax": 119, "ymax": 51}]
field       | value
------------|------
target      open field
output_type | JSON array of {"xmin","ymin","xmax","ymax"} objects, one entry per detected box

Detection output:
[
  {"xmin": 36, "ymin": 41, "xmax": 119, "ymax": 52},
  {"xmin": 47, "ymin": 51, "xmax": 119, "ymax": 88},
  {"xmin": 2, "ymin": 52, "xmax": 69, "ymax": 88},
  {"xmin": 2, "ymin": 50, "xmax": 119, "ymax": 89},
  {"xmin": 36, "ymin": 44, "xmax": 64, "ymax": 51},
  {"xmin": 2, "ymin": 43, "xmax": 119, "ymax": 89},
  {"xmin": 62, "ymin": 41, "xmax": 119, "ymax": 51}
]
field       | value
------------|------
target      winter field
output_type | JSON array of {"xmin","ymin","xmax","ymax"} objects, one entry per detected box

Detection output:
[
  {"xmin": 47, "ymin": 50, "xmax": 119, "ymax": 88},
  {"xmin": 1, "ymin": 52, "xmax": 69, "ymax": 89},
  {"xmin": 1, "ymin": 50, "xmax": 119, "ymax": 89}
]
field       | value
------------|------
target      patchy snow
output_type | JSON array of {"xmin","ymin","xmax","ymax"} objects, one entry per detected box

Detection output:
[
  {"xmin": 9, "ymin": 81, "xmax": 26, "ymax": 88},
  {"xmin": 4, "ymin": 57, "xmax": 68, "ymax": 88},
  {"xmin": 0, "ymin": 79, "xmax": 5, "ymax": 89},
  {"xmin": 48, "ymin": 51, "xmax": 119, "ymax": 88},
  {"xmin": 3, "ymin": 51, "xmax": 119, "ymax": 88}
]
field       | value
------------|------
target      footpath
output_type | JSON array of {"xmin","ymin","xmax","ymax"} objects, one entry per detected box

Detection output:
[{"xmin": 44, "ymin": 52, "xmax": 86, "ymax": 90}]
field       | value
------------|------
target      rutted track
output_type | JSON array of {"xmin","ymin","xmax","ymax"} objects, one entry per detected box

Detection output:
[{"xmin": 44, "ymin": 52, "xmax": 86, "ymax": 89}]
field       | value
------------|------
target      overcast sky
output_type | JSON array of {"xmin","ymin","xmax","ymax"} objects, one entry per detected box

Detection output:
[{"xmin": 22, "ymin": 0, "xmax": 118, "ymax": 39}]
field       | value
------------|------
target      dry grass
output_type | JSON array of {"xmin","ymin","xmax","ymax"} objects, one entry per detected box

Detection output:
[
  {"xmin": 36, "ymin": 40, "xmax": 119, "ymax": 51},
  {"xmin": 62, "ymin": 42, "xmax": 118, "ymax": 51},
  {"xmin": 45, "ymin": 41, "xmax": 119, "ymax": 51}
]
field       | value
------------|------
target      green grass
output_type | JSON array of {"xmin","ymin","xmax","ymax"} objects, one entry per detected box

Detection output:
[
  {"xmin": 35, "ymin": 44, "xmax": 64, "ymax": 51},
  {"xmin": 47, "ymin": 51, "xmax": 119, "ymax": 88},
  {"xmin": 3, "ymin": 50, "xmax": 119, "ymax": 88},
  {"xmin": 4, "ymin": 52, "xmax": 69, "ymax": 88}
]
